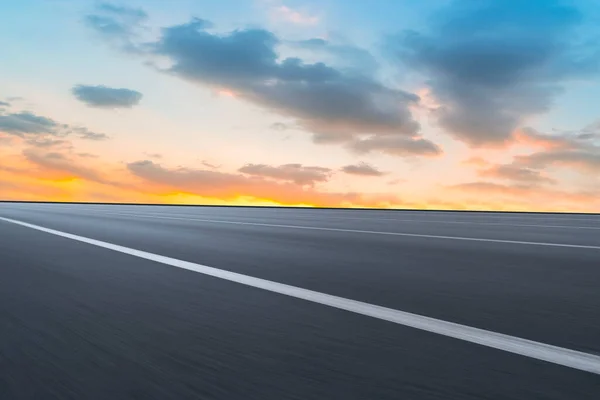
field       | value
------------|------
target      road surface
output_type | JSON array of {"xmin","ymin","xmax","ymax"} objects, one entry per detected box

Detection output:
[{"xmin": 0, "ymin": 202, "xmax": 599, "ymax": 399}]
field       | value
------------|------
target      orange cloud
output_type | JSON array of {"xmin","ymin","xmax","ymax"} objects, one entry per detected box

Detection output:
[
  {"xmin": 448, "ymin": 181, "xmax": 600, "ymax": 212},
  {"xmin": 461, "ymin": 156, "xmax": 490, "ymax": 167},
  {"xmin": 513, "ymin": 128, "xmax": 572, "ymax": 150},
  {"xmin": 126, "ymin": 159, "xmax": 362, "ymax": 207},
  {"xmin": 478, "ymin": 164, "xmax": 556, "ymax": 185},
  {"xmin": 3, "ymin": 143, "xmax": 600, "ymax": 212},
  {"xmin": 1, "ymin": 149, "xmax": 400, "ymax": 208}
]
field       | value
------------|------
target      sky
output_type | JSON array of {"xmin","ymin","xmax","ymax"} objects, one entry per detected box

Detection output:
[{"xmin": 1, "ymin": 0, "xmax": 600, "ymax": 212}]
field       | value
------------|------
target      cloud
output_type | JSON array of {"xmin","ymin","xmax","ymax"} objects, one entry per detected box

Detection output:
[
  {"xmin": 293, "ymin": 38, "xmax": 378, "ymax": 71},
  {"xmin": 77, "ymin": 153, "xmax": 98, "ymax": 158},
  {"xmin": 72, "ymin": 127, "xmax": 110, "ymax": 140},
  {"xmin": 513, "ymin": 123, "xmax": 600, "ymax": 174},
  {"xmin": 516, "ymin": 149, "xmax": 600, "ymax": 173},
  {"xmin": 86, "ymin": 14, "xmax": 437, "ymax": 158},
  {"xmin": 0, "ymin": 134, "xmax": 16, "ymax": 146},
  {"xmin": 4, "ymin": 153, "xmax": 403, "ymax": 208},
  {"xmin": 517, "ymin": 125, "xmax": 600, "ymax": 150},
  {"xmin": 0, "ymin": 110, "xmax": 109, "ymax": 141},
  {"xmin": 127, "ymin": 160, "xmax": 361, "ymax": 206},
  {"xmin": 0, "ymin": 101, "xmax": 10, "ymax": 107},
  {"xmin": 451, "ymin": 181, "xmax": 531, "ymax": 194},
  {"xmin": 0, "ymin": 111, "xmax": 63, "ymax": 136},
  {"xmin": 150, "ymin": 20, "xmax": 421, "ymax": 143},
  {"xmin": 479, "ymin": 163, "xmax": 556, "ymax": 185},
  {"xmin": 341, "ymin": 162, "xmax": 385, "ymax": 177},
  {"xmin": 85, "ymin": 3, "xmax": 148, "ymax": 51},
  {"xmin": 270, "ymin": 122, "xmax": 291, "ymax": 131},
  {"xmin": 25, "ymin": 137, "xmax": 71, "ymax": 148},
  {"xmin": 96, "ymin": 3, "xmax": 147, "ymax": 20},
  {"xmin": 201, "ymin": 160, "xmax": 220, "ymax": 169},
  {"xmin": 349, "ymin": 135, "xmax": 442, "ymax": 157},
  {"xmin": 461, "ymin": 156, "xmax": 490, "ymax": 167},
  {"xmin": 23, "ymin": 149, "xmax": 108, "ymax": 184},
  {"xmin": 469, "ymin": 124, "xmax": 600, "ymax": 184},
  {"xmin": 516, "ymin": 127, "xmax": 576, "ymax": 150},
  {"xmin": 72, "ymin": 84, "xmax": 143, "ymax": 109},
  {"xmin": 271, "ymin": 5, "xmax": 319, "ymax": 25},
  {"xmin": 238, "ymin": 163, "xmax": 331, "ymax": 186},
  {"xmin": 387, "ymin": 178, "xmax": 405, "ymax": 185},
  {"xmin": 144, "ymin": 152, "xmax": 163, "ymax": 159},
  {"xmin": 449, "ymin": 181, "xmax": 600, "ymax": 210},
  {"xmin": 21, "ymin": 148, "xmax": 137, "ymax": 192},
  {"xmin": 391, "ymin": 0, "xmax": 599, "ymax": 146}
]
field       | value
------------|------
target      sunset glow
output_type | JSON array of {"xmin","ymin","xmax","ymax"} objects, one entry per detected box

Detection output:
[{"xmin": 1, "ymin": 0, "xmax": 599, "ymax": 212}]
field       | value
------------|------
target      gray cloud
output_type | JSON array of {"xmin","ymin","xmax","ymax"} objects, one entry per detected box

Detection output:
[
  {"xmin": 152, "ymin": 20, "xmax": 419, "ymax": 142},
  {"xmin": 201, "ymin": 160, "xmax": 220, "ymax": 169},
  {"xmin": 25, "ymin": 137, "xmax": 71, "ymax": 148},
  {"xmin": 0, "ymin": 101, "xmax": 9, "ymax": 107},
  {"xmin": 479, "ymin": 164, "xmax": 556, "ymax": 185},
  {"xmin": 144, "ymin": 152, "xmax": 163, "ymax": 159},
  {"xmin": 292, "ymin": 38, "xmax": 378, "ymax": 71},
  {"xmin": 0, "ymin": 110, "xmax": 109, "ymax": 141},
  {"xmin": 72, "ymin": 84, "xmax": 143, "ymax": 109},
  {"xmin": 516, "ymin": 149, "xmax": 600, "ymax": 172},
  {"xmin": 391, "ymin": 0, "xmax": 599, "ymax": 146},
  {"xmin": 238, "ymin": 163, "xmax": 331, "ymax": 186},
  {"xmin": 341, "ymin": 162, "xmax": 385, "ymax": 177},
  {"xmin": 270, "ymin": 122, "xmax": 291, "ymax": 131},
  {"xmin": 0, "ymin": 111, "xmax": 62, "ymax": 136},
  {"xmin": 349, "ymin": 135, "xmax": 442, "ymax": 157},
  {"xmin": 72, "ymin": 127, "xmax": 110, "ymax": 141},
  {"xmin": 85, "ymin": 12, "xmax": 438, "ymax": 157}
]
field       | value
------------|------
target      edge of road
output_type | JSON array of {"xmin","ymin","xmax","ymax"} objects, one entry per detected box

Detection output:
[{"xmin": 1, "ymin": 200, "xmax": 599, "ymax": 216}]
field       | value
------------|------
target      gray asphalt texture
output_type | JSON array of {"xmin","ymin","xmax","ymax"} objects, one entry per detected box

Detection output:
[{"xmin": 0, "ymin": 202, "xmax": 599, "ymax": 399}]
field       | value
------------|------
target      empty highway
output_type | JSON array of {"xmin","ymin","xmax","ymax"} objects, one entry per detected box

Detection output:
[{"xmin": 0, "ymin": 202, "xmax": 599, "ymax": 399}]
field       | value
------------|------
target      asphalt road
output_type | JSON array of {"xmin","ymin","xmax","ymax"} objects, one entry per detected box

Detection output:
[{"xmin": 0, "ymin": 202, "xmax": 599, "ymax": 399}]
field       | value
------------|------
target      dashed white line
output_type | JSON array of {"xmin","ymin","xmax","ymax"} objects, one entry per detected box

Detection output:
[{"xmin": 1, "ymin": 215, "xmax": 599, "ymax": 375}]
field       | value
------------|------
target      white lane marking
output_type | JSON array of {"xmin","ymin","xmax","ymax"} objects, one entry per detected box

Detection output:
[
  {"xmin": 1, "ymin": 216, "xmax": 600, "ymax": 375},
  {"xmin": 74, "ymin": 210, "xmax": 600, "ymax": 250},
  {"xmin": 5, "ymin": 203, "xmax": 600, "ymax": 225},
  {"xmin": 69, "ymin": 209, "xmax": 600, "ymax": 231}
]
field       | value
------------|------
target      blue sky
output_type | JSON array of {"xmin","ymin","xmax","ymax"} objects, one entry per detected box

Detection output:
[{"xmin": 1, "ymin": 0, "xmax": 600, "ymax": 211}]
